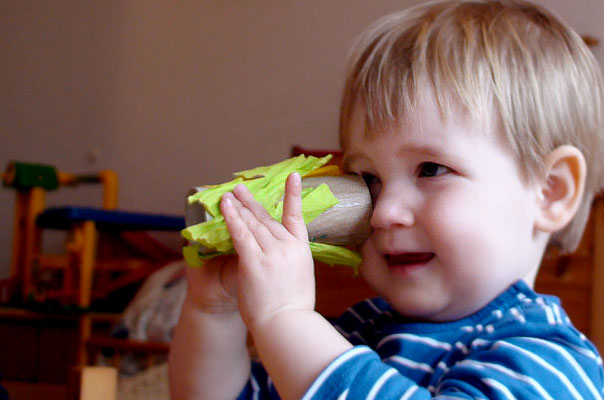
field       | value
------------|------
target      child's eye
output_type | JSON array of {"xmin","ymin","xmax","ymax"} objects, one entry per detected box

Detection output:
[
  {"xmin": 361, "ymin": 173, "xmax": 381, "ymax": 203},
  {"xmin": 361, "ymin": 173, "xmax": 379, "ymax": 186},
  {"xmin": 418, "ymin": 162, "xmax": 450, "ymax": 177}
]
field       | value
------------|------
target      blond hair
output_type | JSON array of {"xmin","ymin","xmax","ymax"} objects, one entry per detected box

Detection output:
[{"xmin": 339, "ymin": 0, "xmax": 604, "ymax": 252}]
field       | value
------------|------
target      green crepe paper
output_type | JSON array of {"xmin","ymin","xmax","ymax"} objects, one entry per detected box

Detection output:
[
  {"xmin": 182, "ymin": 154, "xmax": 362, "ymax": 270},
  {"xmin": 309, "ymin": 242, "xmax": 361, "ymax": 271},
  {"xmin": 183, "ymin": 243, "xmax": 361, "ymax": 273},
  {"xmin": 188, "ymin": 155, "xmax": 334, "ymax": 218}
]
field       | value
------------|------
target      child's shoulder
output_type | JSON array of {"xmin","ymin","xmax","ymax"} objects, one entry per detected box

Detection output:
[
  {"xmin": 336, "ymin": 281, "xmax": 562, "ymax": 327},
  {"xmin": 481, "ymin": 280, "xmax": 569, "ymax": 329},
  {"xmin": 483, "ymin": 282, "xmax": 602, "ymax": 360},
  {"xmin": 480, "ymin": 281, "xmax": 586, "ymax": 341},
  {"xmin": 335, "ymin": 281, "xmax": 597, "ymax": 351},
  {"xmin": 331, "ymin": 283, "xmax": 603, "ymax": 397}
]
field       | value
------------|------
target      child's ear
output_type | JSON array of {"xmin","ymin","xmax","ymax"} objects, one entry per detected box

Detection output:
[{"xmin": 534, "ymin": 145, "xmax": 586, "ymax": 233}]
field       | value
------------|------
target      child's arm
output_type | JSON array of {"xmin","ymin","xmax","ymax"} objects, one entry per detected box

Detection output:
[
  {"xmin": 168, "ymin": 256, "xmax": 251, "ymax": 400},
  {"xmin": 221, "ymin": 173, "xmax": 353, "ymax": 399}
]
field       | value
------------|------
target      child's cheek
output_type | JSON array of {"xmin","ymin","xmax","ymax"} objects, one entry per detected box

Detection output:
[
  {"xmin": 425, "ymin": 188, "xmax": 476, "ymax": 229},
  {"xmin": 358, "ymin": 237, "xmax": 384, "ymax": 276},
  {"xmin": 424, "ymin": 189, "xmax": 486, "ymax": 253},
  {"xmin": 359, "ymin": 237, "xmax": 377, "ymax": 265}
]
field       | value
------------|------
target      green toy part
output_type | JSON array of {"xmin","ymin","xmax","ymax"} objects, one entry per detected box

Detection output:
[
  {"xmin": 182, "ymin": 154, "xmax": 362, "ymax": 270},
  {"xmin": 3, "ymin": 161, "xmax": 59, "ymax": 190}
]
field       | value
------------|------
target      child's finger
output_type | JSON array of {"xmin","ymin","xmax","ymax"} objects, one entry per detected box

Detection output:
[
  {"xmin": 223, "ymin": 190, "xmax": 280, "ymax": 251},
  {"xmin": 221, "ymin": 192, "xmax": 264, "ymax": 259},
  {"xmin": 282, "ymin": 172, "xmax": 308, "ymax": 241},
  {"xmin": 232, "ymin": 184, "xmax": 289, "ymax": 239}
]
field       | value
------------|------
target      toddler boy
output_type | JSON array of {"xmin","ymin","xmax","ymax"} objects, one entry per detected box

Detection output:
[{"xmin": 169, "ymin": 0, "xmax": 604, "ymax": 398}]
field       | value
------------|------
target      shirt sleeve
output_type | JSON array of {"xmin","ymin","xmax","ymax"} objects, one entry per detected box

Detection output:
[
  {"xmin": 301, "ymin": 334, "xmax": 604, "ymax": 400},
  {"xmin": 237, "ymin": 360, "xmax": 281, "ymax": 399},
  {"xmin": 301, "ymin": 346, "xmax": 432, "ymax": 399},
  {"xmin": 441, "ymin": 334, "xmax": 604, "ymax": 399}
]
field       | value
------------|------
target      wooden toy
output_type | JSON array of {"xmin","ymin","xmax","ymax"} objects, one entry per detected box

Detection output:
[{"xmin": 2, "ymin": 161, "xmax": 184, "ymax": 308}]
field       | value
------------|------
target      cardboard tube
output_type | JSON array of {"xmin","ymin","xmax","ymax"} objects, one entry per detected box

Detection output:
[{"xmin": 185, "ymin": 174, "xmax": 372, "ymax": 247}]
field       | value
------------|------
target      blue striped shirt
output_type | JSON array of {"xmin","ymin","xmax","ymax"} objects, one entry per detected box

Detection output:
[{"xmin": 239, "ymin": 281, "xmax": 604, "ymax": 399}]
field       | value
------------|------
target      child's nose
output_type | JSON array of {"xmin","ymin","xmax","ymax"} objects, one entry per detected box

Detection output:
[{"xmin": 370, "ymin": 187, "xmax": 415, "ymax": 229}]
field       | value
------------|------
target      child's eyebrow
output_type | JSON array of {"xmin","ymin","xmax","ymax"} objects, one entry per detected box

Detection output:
[
  {"xmin": 343, "ymin": 143, "xmax": 453, "ymax": 168},
  {"xmin": 395, "ymin": 144, "xmax": 448, "ymax": 159}
]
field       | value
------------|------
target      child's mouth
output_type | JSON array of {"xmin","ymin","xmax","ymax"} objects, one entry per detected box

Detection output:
[{"xmin": 386, "ymin": 252, "xmax": 434, "ymax": 271}]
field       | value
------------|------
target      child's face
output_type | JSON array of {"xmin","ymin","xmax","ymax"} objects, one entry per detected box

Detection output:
[{"xmin": 343, "ymin": 94, "xmax": 546, "ymax": 321}]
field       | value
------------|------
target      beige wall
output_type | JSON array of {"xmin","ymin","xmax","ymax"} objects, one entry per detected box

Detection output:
[{"xmin": 1, "ymin": 0, "xmax": 603, "ymax": 278}]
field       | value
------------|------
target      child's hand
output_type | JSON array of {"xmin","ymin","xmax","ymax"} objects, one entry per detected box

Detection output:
[
  {"xmin": 221, "ymin": 172, "xmax": 315, "ymax": 331},
  {"xmin": 184, "ymin": 254, "xmax": 239, "ymax": 315}
]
